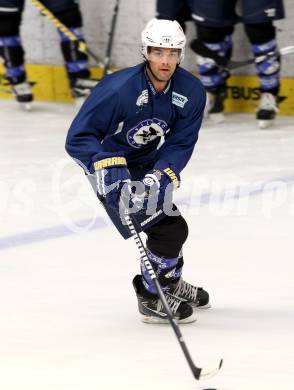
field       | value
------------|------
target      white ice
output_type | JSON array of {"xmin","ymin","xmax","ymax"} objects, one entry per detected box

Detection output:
[{"xmin": 0, "ymin": 100, "xmax": 293, "ymax": 390}]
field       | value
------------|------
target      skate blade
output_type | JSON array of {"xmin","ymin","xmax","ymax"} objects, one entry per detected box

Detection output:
[
  {"xmin": 209, "ymin": 112, "xmax": 225, "ymax": 124},
  {"xmin": 140, "ymin": 312, "xmax": 197, "ymax": 324},
  {"xmin": 258, "ymin": 119, "xmax": 274, "ymax": 129},
  {"xmin": 74, "ymin": 96, "xmax": 87, "ymax": 109},
  {"xmin": 194, "ymin": 302, "xmax": 211, "ymax": 309},
  {"xmin": 19, "ymin": 102, "xmax": 32, "ymax": 112}
]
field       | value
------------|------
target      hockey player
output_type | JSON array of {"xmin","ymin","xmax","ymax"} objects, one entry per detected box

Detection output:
[
  {"xmin": 190, "ymin": 0, "xmax": 285, "ymax": 128},
  {"xmin": 0, "ymin": 0, "xmax": 97, "ymax": 107},
  {"xmin": 65, "ymin": 19, "xmax": 210, "ymax": 324},
  {"xmin": 156, "ymin": 0, "xmax": 193, "ymax": 31}
]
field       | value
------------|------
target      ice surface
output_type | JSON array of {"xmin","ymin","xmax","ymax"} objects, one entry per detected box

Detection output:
[{"xmin": 0, "ymin": 100, "xmax": 293, "ymax": 390}]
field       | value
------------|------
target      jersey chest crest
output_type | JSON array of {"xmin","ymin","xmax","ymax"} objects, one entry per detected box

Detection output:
[{"xmin": 126, "ymin": 118, "xmax": 168, "ymax": 149}]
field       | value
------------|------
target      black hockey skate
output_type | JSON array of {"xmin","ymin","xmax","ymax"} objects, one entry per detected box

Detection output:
[
  {"xmin": 11, "ymin": 81, "xmax": 34, "ymax": 110},
  {"xmin": 70, "ymin": 77, "xmax": 98, "ymax": 98},
  {"xmin": 133, "ymin": 275, "xmax": 196, "ymax": 324},
  {"xmin": 167, "ymin": 278, "xmax": 210, "ymax": 309},
  {"xmin": 205, "ymin": 88, "xmax": 226, "ymax": 124},
  {"xmin": 256, "ymin": 92, "xmax": 279, "ymax": 129}
]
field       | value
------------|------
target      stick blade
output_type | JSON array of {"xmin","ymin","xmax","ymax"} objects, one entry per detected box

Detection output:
[{"xmin": 197, "ymin": 359, "xmax": 223, "ymax": 380}]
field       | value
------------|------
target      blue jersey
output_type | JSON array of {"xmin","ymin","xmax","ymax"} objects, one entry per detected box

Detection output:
[
  {"xmin": 190, "ymin": 0, "xmax": 285, "ymax": 27},
  {"xmin": 65, "ymin": 63, "xmax": 206, "ymax": 174}
]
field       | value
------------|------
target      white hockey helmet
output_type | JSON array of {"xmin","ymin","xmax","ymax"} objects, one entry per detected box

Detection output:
[{"xmin": 141, "ymin": 18, "xmax": 186, "ymax": 63}]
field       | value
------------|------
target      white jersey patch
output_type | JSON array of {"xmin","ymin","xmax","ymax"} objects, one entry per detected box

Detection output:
[
  {"xmin": 265, "ymin": 8, "xmax": 276, "ymax": 17},
  {"xmin": 136, "ymin": 89, "xmax": 149, "ymax": 107},
  {"xmin": 172, "ymin": 92, "xmax": 188, "ymax": 108}
]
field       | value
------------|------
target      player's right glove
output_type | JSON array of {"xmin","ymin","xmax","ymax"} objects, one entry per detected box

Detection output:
[{"xmin": 92, "ymin": 151, "xmax": 131, "ymax": 208}]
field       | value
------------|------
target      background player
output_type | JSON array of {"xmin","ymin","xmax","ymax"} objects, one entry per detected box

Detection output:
[
  {"xmin": 156, "ymin": 0, "xmax": 193, "ymax": 31},
  {"xmin": 156, "ymin": 0, "xmax": 285, "ymax": 128},
  {"xmin": 190, "ymin": 0, "xmax": 285, "ymax": 128},
  {"xmin": 0, "ymin": 0, "xmax": 96, "ymax": 107},
  {"xmin": 65, "ymin": 18, "xmax": 210, "ymax": 324}
]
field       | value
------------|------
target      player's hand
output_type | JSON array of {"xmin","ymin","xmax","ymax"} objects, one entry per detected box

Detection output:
[{"xmin": 92, "ymin": 151, "xmax": 131, "ymax": 208}]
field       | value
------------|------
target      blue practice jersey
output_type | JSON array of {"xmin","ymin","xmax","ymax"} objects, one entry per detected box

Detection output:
[{"xmin": 65, "ymin": 63, "xmax": 206, "ymax": 173}]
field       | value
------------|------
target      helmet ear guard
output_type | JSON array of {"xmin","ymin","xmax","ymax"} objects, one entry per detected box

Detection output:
[{"xmin": 141, "ymin": 18, "xmax": 186, "ymax": 64}]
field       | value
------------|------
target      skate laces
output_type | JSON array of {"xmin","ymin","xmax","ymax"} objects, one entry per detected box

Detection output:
[
  {"xmin": 71, "ymin": 79, "xmax": 98, "ymax": 98},
  {"xmin": 73, "ymin": 78, "xmax": 98, "ymax": 88},
  {"xmin": 156, "ymin": 292, "xmax": 183, "ymax": 315},
  {"xmin": 259, "ymin": 93, "xmax": 279, "ymax": 112},
  {"xmin": 12, "ymin": 82, "xmax": 32, "ymax": 96},
  {"xmin": 173, "ymin": 278, "xmax": 198, "ymax": 302}
]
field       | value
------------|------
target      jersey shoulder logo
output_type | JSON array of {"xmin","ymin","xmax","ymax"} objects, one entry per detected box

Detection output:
[
  {"xmin": 136, "ymin": 89, "xmax": 149, "ymax": 107},
  {"xmin": 127, "ymin": 118, "xmax": 168, "ymax": 149},
  {"xmin": 264, "ymin": 8, "xmax": 276, "ymax": 17},
  {"xmin": 172, "ymin": 91, "xmax": 188, "ymax": 108}
]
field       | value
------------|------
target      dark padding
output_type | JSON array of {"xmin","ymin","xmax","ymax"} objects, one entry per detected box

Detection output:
[
  {"xmin": 146, "ymin": 215, "xmax": 189, "ymax": 258},
  {"xmin": 0, "ymin": 13, "xmax": 22, "ymax": 35},
  {"xmin": 244, "ymin": 22, "xmax": 276, "ymax": 44},
  {"xmin": 196, "ymin": 24, "xmax": 234, "ymax": 42}
]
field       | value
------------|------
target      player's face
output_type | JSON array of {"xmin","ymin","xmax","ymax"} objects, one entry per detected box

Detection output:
[{"xmin": 147, "ymin": 47, "xmax": 180, "ymax": 82}]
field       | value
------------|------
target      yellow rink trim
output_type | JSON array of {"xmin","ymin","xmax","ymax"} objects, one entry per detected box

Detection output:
[
  {"xmin": 0, "ymin": 63, "xmax": 104, "ymax": 103},
  {"xmin": 225, "ymin": 75, "xmax": 294, "ymax": 116},
  {"xmin": 0, "ymin": 64, "xmax": 294, "ymax": 115}
]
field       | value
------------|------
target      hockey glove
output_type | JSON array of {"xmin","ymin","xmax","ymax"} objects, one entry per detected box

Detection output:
[
  {"xmin": 131, "ymin": 160, "xmax": 180, "ymax": 211},
  {"xmin": 92, "ymin": 151, "xmax": 131, "ymax": 209}
]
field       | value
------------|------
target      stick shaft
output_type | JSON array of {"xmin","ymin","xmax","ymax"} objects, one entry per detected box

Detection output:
[
  {"xmin": 102, "ymin": 0, "xmax": 120, "ymax": 77},
  {"xmin": 124, "ymin": 213, "xmax": 202, "ymax": 379}
]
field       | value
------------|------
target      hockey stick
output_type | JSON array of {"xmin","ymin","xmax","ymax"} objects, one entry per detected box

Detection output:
[
  {"xmin": 101, "ymin": 0, "xmax": 120, "ymax": 78},
  {"xmin": 123, "ymin": 209, "xmax": 223, "ymax": 381},
  {"xmin": 86, "ymin": 173, "xmax": 222, "ymax": 379},
  {"xmin": 190, "ymin": 38, "xmax": 294, "ymax": 70},
  {"xmin": 30, "ymin": 0, "xmax": 103, "ymax": 66}
]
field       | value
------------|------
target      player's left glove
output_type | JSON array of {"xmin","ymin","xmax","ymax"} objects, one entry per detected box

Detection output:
[{"xmin": 131, "ymin": 160, "xmax": 180, "ymax": 211}]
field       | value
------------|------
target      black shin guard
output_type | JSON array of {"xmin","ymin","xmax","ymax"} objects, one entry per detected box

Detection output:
[
  {"xmin": 195, "ymin": 24, "xmax": 234, "ymax": 93},
  {"xmin": 145, "ymin": 215, "xmax": 188, "ymax": 259},
  {"xmin": 245, "ymin": 22, "xmax": 280, "ymax": 95},
  {"xmin": 55, "ymin": 6, "xmax": 90, "ymax": 80},
  {"xmin": 0, "ymin": 13, "xmax": 26, "ymax": 84},
  {"xmin": 244, "ymin": 22, "xmax": 276, "ymax": 45}
]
